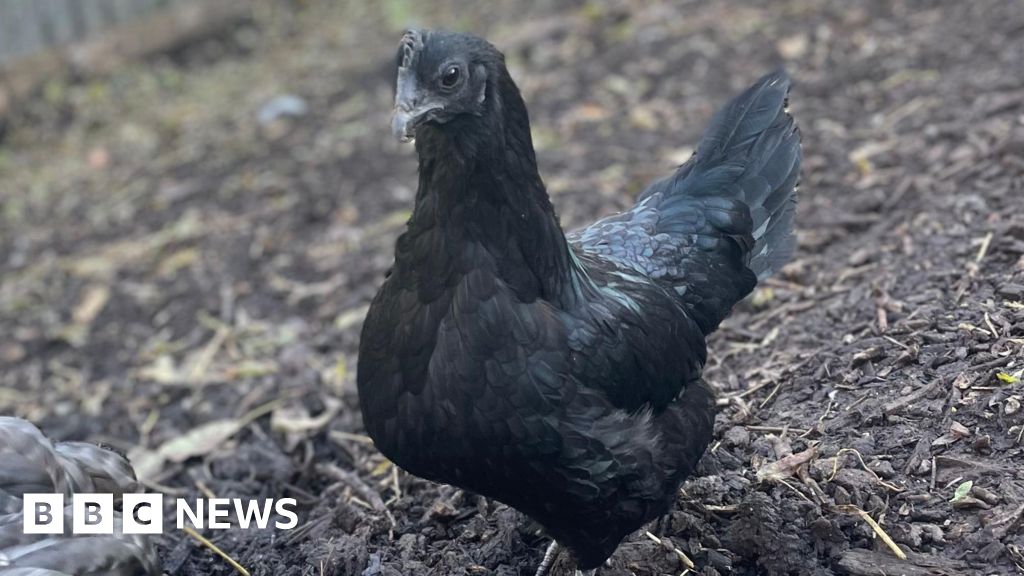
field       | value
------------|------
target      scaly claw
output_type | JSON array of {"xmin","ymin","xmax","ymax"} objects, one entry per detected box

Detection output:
[{"xmin": 534, "ymin": 541, "xmax": 562, "ymax": 576}]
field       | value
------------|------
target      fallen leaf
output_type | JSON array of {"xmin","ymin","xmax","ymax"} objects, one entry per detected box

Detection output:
[
  {"xmin": 951, "ymin": 480, "xmax": 973, "ymax": 503},
  {"xmin": 335, "ymin": 305, "xmax": 369, "ymax": 331},
  {"xmin": 757, "ymin": 446, "xmax": 818, "ymax": 483},
  {"xmin": 1005, "ymin": 396, "xmax": 1021, "ymax": 416},
  {"xmin": 371, "ymin": 459, "xmax": 393, "ymax": 477},
  {"xmin": 751, "ymin": 287, "xmax": 775, "ymax": 308},
  {"xmin": 167, "ymin": 420, "xmax": 243, "ymax": 460},
  {"xmin": 137, "ymin": 355, "xmax": 185, "ymax": 385},
  {"xmin": 225, "ymin": 360, "xmax": 278, "ymax": 380},
  {"xmin": 157, "ymin": 247, "xmax": 199, "ymax": 277},
  {"xmin": 129, "ymin": 399, "xmax": 282, "ymax": 480},
  {"xmin": 271, "ymin": 396, "xmax": 342, "ymax": 435},
  {"xmin": 949, "ymin": 421, "xmax": 971, "ymax": 438},
  {"xmin": 996, "ymin": 372, "xmax": 1020, "ymax": 384},
  {"xmin": 73, "ymin": 284, "xmax": 111, "ymax": 325}
]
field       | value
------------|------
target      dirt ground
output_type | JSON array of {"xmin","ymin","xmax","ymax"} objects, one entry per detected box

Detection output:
[{"xmin": 2, "ymin": 0, "xmax": 1023, "ymax": 574}]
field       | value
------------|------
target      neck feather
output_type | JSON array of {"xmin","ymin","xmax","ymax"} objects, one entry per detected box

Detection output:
[{"xmin": 399, "ymin": 69, "xmax": 577, "ymax": 303}]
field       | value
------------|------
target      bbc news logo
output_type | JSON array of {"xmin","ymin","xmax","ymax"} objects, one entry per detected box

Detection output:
[{"xmin": 23, "ymin": 494, "xmax": 298, "ymax": 534}]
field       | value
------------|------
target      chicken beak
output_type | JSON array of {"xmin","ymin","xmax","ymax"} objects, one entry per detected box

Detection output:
[
  {"xmin": 391, "ymin": 106, "xmax": 419, "ymax": 143},
  {"xmin": 391, "ymin": 102, "xmax": 443, "ymax": 143},
  {"xmin": 392, "ymin": 69, "xmax": 442, "ymax": 143}
]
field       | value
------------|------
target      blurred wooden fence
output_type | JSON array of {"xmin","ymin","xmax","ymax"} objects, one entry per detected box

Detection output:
[{"xmin": 0, "ymin": 0, "xmax": 187, "ymax": 65}]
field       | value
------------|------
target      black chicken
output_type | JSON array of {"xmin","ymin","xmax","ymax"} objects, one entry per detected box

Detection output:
[
  {"xmin": 358, "ymin": 29, "xmax": 800, "ymax": 574},
  {"xmin": 0, "ymin": 417, "xmax": 161, "ymax": 576}
]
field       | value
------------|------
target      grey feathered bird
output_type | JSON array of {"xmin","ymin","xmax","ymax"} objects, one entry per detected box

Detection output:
[
  {"xmin": 0, "ymin": 417, "xmax": 160, "ymax": 576},
  {"xmin": 358, "ymin": 29, "xmax": 801, "ymax": 574}
]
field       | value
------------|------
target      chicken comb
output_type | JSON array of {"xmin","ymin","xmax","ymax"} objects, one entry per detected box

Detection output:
[{"xmin": 399, "ymin": 29, "xmax": 424, "ymax": 69}]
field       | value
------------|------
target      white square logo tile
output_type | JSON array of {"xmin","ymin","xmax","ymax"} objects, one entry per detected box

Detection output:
[
  {"xmin": 22, "ymin": 493, "xmax": 64, "ymax": 534},
  {"xmin": 72, "ymin": 493, "xmax": 114, "ymax": 534},
  {"xmin": 123, "ymin": 493, "xmax": 164, "ymax": 534}
]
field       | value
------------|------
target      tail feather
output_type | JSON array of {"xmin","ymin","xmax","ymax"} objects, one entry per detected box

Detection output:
[
  {"xmin": 573, "ymin": 70, "xmax": 801, "ymax": 336},
  {"xmin": 662, "ymin": 69, "xmax": 801, "ymax": 281},
  {"xmin": 696, "ymin": 70, "xmax": 791, "ymax": 165}
]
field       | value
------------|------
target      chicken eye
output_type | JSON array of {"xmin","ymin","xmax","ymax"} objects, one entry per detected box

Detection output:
[{"xmin": 441, "ymin": 65, "xmax": 460, "ymax": 88}]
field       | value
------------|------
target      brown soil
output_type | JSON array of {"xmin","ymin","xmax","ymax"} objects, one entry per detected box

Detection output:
[{"xmin": 1, "ymin": 1, "xmax": 1023, "ymax": 575}]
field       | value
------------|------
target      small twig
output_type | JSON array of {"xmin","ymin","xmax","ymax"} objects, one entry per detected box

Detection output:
[
  {"xmin": 730, "ymin": 395, "xmax": 753, "ymax": 421},
  {"xmin": 984, "ymin": 312, "xmax": 1000, "ymax": 340},
  {"xmin": 876, "ymin": 305, "xmax": 888, "ymax": 333},
  {"xmin": 801, "ymin": 400, "xmax": 836, "ymax": 438},
  {"xmin": 845, "ymin": 394, "xmax": 870, "ymax": 413},
  {"xmin": 975, "ymin": 231, "xmax": 993, "ymax": 263},
  {"xmin": 348, "ymin": 495, "xmax": 374, "ymax": 511},
  {"xmin": 883, "ymin": 377, "xmax": 943, "ymax": 415},
  {"xmin": 882, "ymin": 335, "xmax": 910, "ymax": 350},
  {"xmin": 758, "ymin": 382, "xmax": 783, "ymax": 409},
  {"xmin": 644, "ymin": 530, "xmax": 696, "ymax": 570},
  {"xmin": 798, "ymin": 467, "xmax": 830, "ymax": 505},
  {"xmin": 718, "ymin": 380, "xmax": 773, "ymax": 405},
  {"xmin": 182, "ymin": 526, "xmax": 251, "ymax": 576},
  {"xmin": 745, "ymin": 425, "xmax": 810, "ymax": 435},
  {"xmin": 317, "ymin": 463, "xmax": 396, "ymax": 526},
  {"xmin": 828, "ymin": 448, "xmax": 904, "ymax": 493},
  {"xmin": 835, "ymin": 505, "xmax": 907, "ymax": 560},
  {"xmin": 836, "ymin": 262, "xmax": 878, "ymax": 284},
  {"xmin": 140, "ymin": 478, "xmax": 189, "ymax": 496},
  {"xmin": 328, "ymin": 430, "xmax": 375, "ymax": 445},
  {"xmin": 195, "ymin": 479, "xmax": 217, "ymax": 500},
  {"xmin": 943, "ymin": 476, "xmax": 966, "ymax": 498},
  {"xmin": 777, "ymin": 477, "xmax": 816, "ymax": 505},
  {"xmin": 391, "ymin": 464, "xmax": 402, "ymax": 500},
  {"xmin": 187, "ymin": 324, "xmax": 231, "ymax": 384}
]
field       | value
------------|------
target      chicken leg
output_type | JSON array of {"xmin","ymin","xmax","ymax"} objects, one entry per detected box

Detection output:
[
  {"xmin": 535, "ymin": 541, "xmax": 601, "ymax": 576},
  {"xmin": 535, "ymin": 541, "xmax": 563, "ymax": 576}
]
